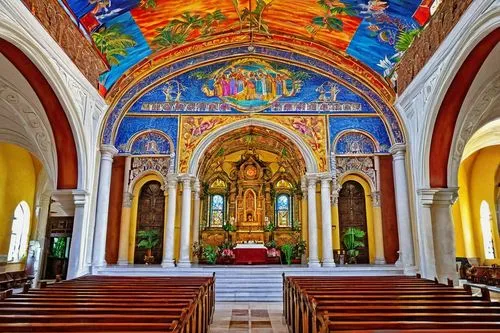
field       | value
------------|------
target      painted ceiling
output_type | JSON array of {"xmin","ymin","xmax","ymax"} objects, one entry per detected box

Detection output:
[{"xmin": 61, "ymin": 0, "xmax": 436, "ymax": 93}]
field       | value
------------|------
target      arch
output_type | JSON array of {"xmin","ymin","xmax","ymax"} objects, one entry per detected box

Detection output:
[
  {"xmin": 0, "ymin": 39, "xmax": 78, "ymax": 189},
  {"xmin": 339, "ymin": 174, "xmax": 376, "ymax": 264},
  {"xmin": 338, "ymin": 170, "xmax": 377, "ymax": 192},
  {"xmin": 126, "ymin": 129, "xmax": 175, "ymax": 155},
  {"xmin": 188, "ymin": 118, "xmax": 319, "ymax": 175},
  {"xmin": 333, "ymin": 129, "xmax": 380, "ymax": 154},
  {"xmin": 128, "ymin": 169, "xmax": 167, "ymax": 194},
  {"xmin": 480, "ymin": 200, "xmax": 495, "ymax": 260},
  {"xmin": 128, "ymin": 173, "xmax": 166, "ymax": 263},
  {"xmin": 429, "ymin": 28, "xmax": 500, "ymax": 188},
  {"xmin": 7, "ymin": 201, "xmax": 31, "ymax": 262}
]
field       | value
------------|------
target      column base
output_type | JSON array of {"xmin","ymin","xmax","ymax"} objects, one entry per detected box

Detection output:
[
  {"xmin": 403, "ymin": 265, "xmax": 418, "ymax": 276},
  {"xmin": 308, "ymin": 260, "xmax": 321, "ymax": 268},
  {"xmin": 117, "ymin": 259, "xmax": 129, "ymax": 266},
  {"xmin": 177, "ymin": 261, "xmax": 192, "ymax": 268},
  {"xmin": 161, "ymin": 260, "xmax": 176, "ymax": 268},
  {"xmin": 322, "ymin": 260, "xmax": 336, "ymax": 268},
  {"xmin": 374, "ymin": 258, "xmax": 386, "ymax": 265}
]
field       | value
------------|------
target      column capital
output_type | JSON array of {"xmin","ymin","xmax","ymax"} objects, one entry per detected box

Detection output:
[
  {"xmin": 179, "ymin": 174, "xmax": 194, "ymax": 185},
  {"xmin": 389, "ymin": 144, "xmax": 406, "ymax": 157},
  {"xmin": 100, "ymin": 145, "xmax": 119, "ymax": 158},
  {"xmin": 193, "ymin": 178, "xmax": 201, "ymax": 193},
  {"xmin": 418, "ymin": 188, "xmax": 459, "ymax": 206},
  {"xmin": 166, "ymin": 174, "xmax": 178, "ymax": 188},
  {"xmin": 51, "ymin": 189, "xmax": 88, "ymax": 214},
  {"xmin": 305, "ymin": 173, "xmax": 319, "ymax": 186}
]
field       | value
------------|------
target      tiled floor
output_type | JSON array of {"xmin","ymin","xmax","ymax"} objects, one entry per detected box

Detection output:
[{"xmin": 209, "ymin": 302, "xmax": 288, "ymax": 333}]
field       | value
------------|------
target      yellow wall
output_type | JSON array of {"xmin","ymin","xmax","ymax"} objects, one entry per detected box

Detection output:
[
  {"xmin": 0, "ymin": 143, "xmax": 38, "ymax": 268},
  {"xmin": 456, "ymin": 145, "xmax": 500, "ymax": 264}
]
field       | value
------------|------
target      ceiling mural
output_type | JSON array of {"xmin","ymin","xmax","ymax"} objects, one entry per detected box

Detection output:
[
  {"xmin": 129, "ymin": 57, "xmax": 374, "ymax": 114},
  {"xmin": 61, "ymin": 0, "xmax": 436, "ymax": 92}
]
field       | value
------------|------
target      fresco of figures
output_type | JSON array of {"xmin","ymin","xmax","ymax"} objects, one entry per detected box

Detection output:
[{"xmin": 201, "ymin": 59, "xmax": 302, "ymax": 112}]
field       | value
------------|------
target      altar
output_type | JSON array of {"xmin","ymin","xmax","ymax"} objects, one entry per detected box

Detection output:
[{"xmin": 233, "ymin": 243, "xmax": 267, "ymax": 265}]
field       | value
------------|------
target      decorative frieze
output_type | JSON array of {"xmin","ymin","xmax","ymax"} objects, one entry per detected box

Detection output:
[
  {"xmin": 129, "ymin": 156, "xmax": 172, "ymax": 186},
  {"xmin": 335, "ymin": 156, "xmax": 377, "ymax": 190}
]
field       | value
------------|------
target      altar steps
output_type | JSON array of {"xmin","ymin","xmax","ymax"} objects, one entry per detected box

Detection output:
[{"xmin": 96, "ymin": 264, "xmax": 404, "ymax": 302}]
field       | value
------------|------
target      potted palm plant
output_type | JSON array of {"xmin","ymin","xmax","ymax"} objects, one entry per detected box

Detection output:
[
  {"xmin": 281, "ymin": 243, "xmax": 294, "ymax": 265},
  {"xmin": 136, "ymin": 229, "xmax": 160, "ymax": 264},
  {"xmin": 342, "ymin": 227, "xmax": 366, "ymax": 264}
]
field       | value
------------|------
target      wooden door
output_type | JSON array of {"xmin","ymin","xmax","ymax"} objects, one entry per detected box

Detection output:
[
  {"xmin": 134, "ymin": 181, "xmax": 164, "ymax": 264},
  {"xmin": 338, "ymin": 180, "xmax": 369, "ymax": 264}
]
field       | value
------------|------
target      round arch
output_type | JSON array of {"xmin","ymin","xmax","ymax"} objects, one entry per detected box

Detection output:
[
  {"xmin": 0, "ymin": 38, "xmax": 79, "ymax": 189},
  {"xmin": 128, "ymin": 173, "xmax": 166, "ymax": 263},
  {"xmin": 187, "ymin": 118, "xmax": 319, "ymax": 175},
  {"xmin": 338, "ymin": 174, "xmax": 375, "ymax": 264}
]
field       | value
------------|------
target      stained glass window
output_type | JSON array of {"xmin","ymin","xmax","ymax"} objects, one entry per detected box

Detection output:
[
  {"xmin": 276, "ymin": 194, "xmax": 291, "ymax": 227},
  {"xmin": 210, "ymin": 194, "xmax": 224, "ymax": 227}
]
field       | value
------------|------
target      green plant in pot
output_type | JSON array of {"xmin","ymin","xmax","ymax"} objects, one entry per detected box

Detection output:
[
  {"xmin": 281, "ymin": 243, "xmax": 294, "ymax": 265},
  {"xmin": 342, "ymin": 227, "xmax": 365, "ymax": 264},
  {"xmin": 294, "ymin": 240, "xmax": 307, "ymax": 261},
  {"xmin": 136, "ymin": 229, "xmax": 160, "ymax": 264},
  {"xmin": 203, "ymin": 245, "xmax": 219, "ymax": 265}
]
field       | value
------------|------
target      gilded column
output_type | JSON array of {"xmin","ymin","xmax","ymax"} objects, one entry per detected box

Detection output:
[
  {"xmin": 372, "ymin": 155, "xmax": 386, "ymax": 264},
  {"xmin": 117, "ymin": 155, "xmax": 132, "ymax": 265}
]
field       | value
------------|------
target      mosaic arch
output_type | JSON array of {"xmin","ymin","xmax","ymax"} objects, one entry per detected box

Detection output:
[
  {"xmin": 334, "ymin": 130, "xmax": 379, "ymax": 155},
  {"xmin": 102, "ymin": 49, "xmax": 405, "ymax": 148},
  {"xmin": 59, "ymin": 0, "xmax": 437, "ymax": 92},
  {"xmin": 126, "ymin": 130, "xmax": 174, "ymax": 155}
]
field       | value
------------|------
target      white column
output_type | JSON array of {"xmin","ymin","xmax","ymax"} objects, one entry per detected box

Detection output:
[
  {"xmin": 419, "ymin": 188, "xmax": 458, "ymax": 283},
  {"xmin": 389, "ymin": 144, "xmax": 415, "ymax": 273},
  {"xmin": 92, "ymin": 145, "xmax": 118, "ymax": 268},
  {"xmin": 307, "ymin": 174, "xmax": 321, "ymax": 267},
  {"xmin": 192, "ymin": 179, "xmax": 201, "ymax": 245},
  {"xmin": 52, "ymin": 190, "xmax": 88, "ymax": 279},
  {"xmin": 117, "ymin": 155, "xmax": 132, "ymax": 265},
  {"xmin": 31, "ymin": 192, "xmax": 51, "ymax": 287},
  {"xmin": 177, "ymin": 175, "xmax": 193, "ymax": 267},
  {"xmin": 320, "ymin": 176, "xmax": 335, "ymax": 267},
  {"xmin": 432, "ymin": 189, "xmax": 458, "ymax": 284},
  {"xmin": 417, "ymin": 189, "xmax": 438, "ymax": 279},
  {"xmin": 162, "ymin": 175, "xmax": 178, "ymax": 267}
]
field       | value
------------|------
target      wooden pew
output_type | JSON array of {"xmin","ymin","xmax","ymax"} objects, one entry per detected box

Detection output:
[
  {"xmin": 284, "ymin": 275, "xmax": 500, "ymax": 333},
  {"xmin": 0, "ymin": 274, "xmax": 215, "ymax": 332}
]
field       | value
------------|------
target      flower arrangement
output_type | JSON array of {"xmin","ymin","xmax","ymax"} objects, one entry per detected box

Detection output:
[
  {"xmin": 265, "ymin": 240, "xmax": 277, "ymax": 249},
  {"xmin": 220, "ymin": 248, "xmax": 235, "ymax": 259},
  {"xmin": 267, "ymin": 247, "xmax": 280, "ymax": 258}
]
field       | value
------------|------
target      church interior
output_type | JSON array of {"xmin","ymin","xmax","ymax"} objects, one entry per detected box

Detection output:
[{"xmin": 0, "ymin": 0, "xmax": 499, "ymax": 332}]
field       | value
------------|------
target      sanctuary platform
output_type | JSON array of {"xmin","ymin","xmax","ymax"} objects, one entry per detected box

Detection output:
[{"xmin": 96, "ymin": 264, "xmax": 404, "ymax": 302}]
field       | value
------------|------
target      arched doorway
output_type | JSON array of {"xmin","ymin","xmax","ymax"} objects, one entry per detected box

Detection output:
[
  {"xmin": 134, "ymin": 180, "xmax": 165, "ymax": 264},
  {"xmin": 338, "ymin": 180, "xmax": 369, "ymax": 264}
]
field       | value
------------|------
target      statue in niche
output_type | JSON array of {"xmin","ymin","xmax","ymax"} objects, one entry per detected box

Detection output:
[{"xmin": 247, "ymin": 212, "xmax": 254, "ymax": 222}]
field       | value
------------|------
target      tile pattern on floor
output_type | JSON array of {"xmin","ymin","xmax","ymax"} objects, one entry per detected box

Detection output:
[{"xmin": 209, "ymin": 302, "xmax": 288, "ymax": 333}]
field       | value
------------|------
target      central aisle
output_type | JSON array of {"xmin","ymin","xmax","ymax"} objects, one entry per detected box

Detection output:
[{"xmin": 209, "ymin": 302, "xmax": 287, "ymax": 333}]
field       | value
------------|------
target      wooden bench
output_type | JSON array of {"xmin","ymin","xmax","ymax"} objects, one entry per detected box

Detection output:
[
  {"xmin": 0, "ymin": 274, "xmax": 215, "ymax": 332},
  {"xmin": 284, "ymin": 275, "xmax": 500, "ymax": 333}
]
